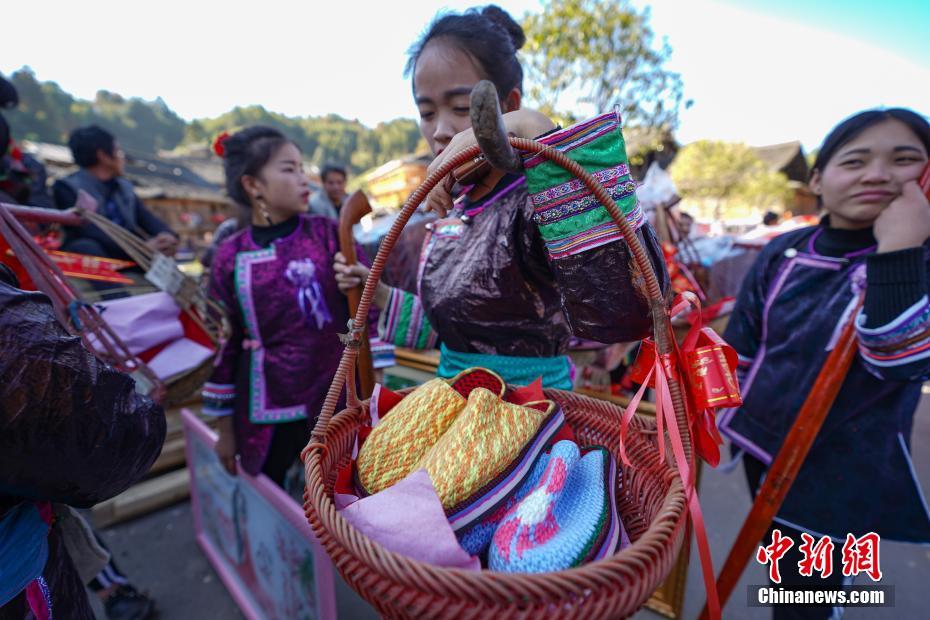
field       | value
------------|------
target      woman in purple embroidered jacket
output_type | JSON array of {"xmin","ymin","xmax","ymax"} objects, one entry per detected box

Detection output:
[
  {"xmin": 334, "ymin": 6, "xmax": 667, "ymax": 390},
  {"xmin": 203, "ymin": 126, "xmax": 364, "ymax": 484},
  {"xmin": 720, "ymin": 109, "xmax": 930, "ymax": 617}
]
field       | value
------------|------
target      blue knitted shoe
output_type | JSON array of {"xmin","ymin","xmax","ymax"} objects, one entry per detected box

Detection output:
[
  {"xmin": 488, "ymin": 442, "xmax": 621, "ymax": 573},
  {"xmin": 455, "ymin": 451, "xmax": 551, "ymax": 557}
]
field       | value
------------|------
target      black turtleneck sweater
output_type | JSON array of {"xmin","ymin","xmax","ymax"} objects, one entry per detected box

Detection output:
[
  {"xmin": 251, "ymin": 215, "xmax": 299, "ymax": 248},
  {"xmin": 813, "ymin": 218, "xmax": 926, "ymax": 328}
]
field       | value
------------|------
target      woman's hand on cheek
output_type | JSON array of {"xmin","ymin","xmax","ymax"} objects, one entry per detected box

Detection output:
[{"xmin": 875, "ymin": 181, "xmax": 930, "ymax": 253}]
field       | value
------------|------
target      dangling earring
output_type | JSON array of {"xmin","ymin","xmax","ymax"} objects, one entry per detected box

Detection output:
[{"xmin": 255, "ymin": 194, "xmax": 273, "ymax": 225}]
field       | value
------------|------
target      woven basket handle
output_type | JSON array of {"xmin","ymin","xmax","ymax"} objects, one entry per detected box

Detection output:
[{"xmin": 308, "ymin": 81, "xmax": 692, "ymax": 463}]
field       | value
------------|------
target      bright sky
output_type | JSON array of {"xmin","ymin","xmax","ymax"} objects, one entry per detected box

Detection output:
[{"xmin": 3, "ymin": 0, "xmax": 928, "ymax": 151}]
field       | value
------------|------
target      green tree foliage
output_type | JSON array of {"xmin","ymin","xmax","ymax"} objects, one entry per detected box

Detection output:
[
  {"xmin": 181, "ymin": 107, "xmax": 424, "ymax": 174},
  {"xmin": 670, "ymin": 140, "xmax": 792, "ymax": 214},
  {"xmin": 3, "ymin": 67, "xmax": 425, "ymax": 176},
  {"xmin": 522, "ymin": 0, "xmax": 686, "ymax": 131},
  {"xmin": 5, "ymin": 67, "xmax": 186, "ymax": 153}
]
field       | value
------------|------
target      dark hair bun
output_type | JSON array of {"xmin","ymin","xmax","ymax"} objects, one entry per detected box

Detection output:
[
  {"xmin": 407, "ymin": 5, "xmax": 526, "ymax": 96},
  {"xmin": 481, "ymin": 5, "xmax": 525, "ymax": 51}
]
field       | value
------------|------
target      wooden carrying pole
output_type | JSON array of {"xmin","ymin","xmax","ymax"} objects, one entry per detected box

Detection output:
[
  {"xmin": 338, "ymin": 190, "xmax": 375, "ymax": 399},
  {"xmin": 702, "ymin": 162, "xmax": 930, "ymax": 616},
  {"xmin": 1, "ymin": 203, "xmax": 84, "ymax": 226}
]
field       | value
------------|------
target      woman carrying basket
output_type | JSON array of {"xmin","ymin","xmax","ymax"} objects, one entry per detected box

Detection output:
[{"xmin": 334, "ymin": 5, "xmax": 668, "ymax": 389}]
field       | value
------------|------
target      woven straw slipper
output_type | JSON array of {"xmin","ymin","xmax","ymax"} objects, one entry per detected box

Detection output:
[{"xmin": 356, "ymin": 368, "xmax": 505, "ymax": 495}]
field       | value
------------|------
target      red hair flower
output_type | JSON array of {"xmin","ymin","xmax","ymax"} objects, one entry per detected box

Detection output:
[
  {"xmin": 8, "ymin": 140, "xmax": 22, "ymax": 162},
  {"xmin": 212, "ymin": 131, "xmax": 230, "ymax": 158}
]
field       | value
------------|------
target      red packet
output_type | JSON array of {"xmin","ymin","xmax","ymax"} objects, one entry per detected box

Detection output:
[{"xmin": 682, "ymin": 328, "xmax": 741, "ymax": 411}]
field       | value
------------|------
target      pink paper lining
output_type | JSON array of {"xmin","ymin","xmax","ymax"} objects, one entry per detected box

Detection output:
[
  {"xmin": 147, "ymin": 337, "xmax": 215, "ymax": 380},
  {"xmin": 338, "ymin": 470, "xmax": 480, "ymax": 571},
  {"xmin": 95, "ymin": 292, "xmax": 184, "ymax": 354},
  {"xmin": 88, "ymin": 292, "xmax": 216, "ymax": 380}
]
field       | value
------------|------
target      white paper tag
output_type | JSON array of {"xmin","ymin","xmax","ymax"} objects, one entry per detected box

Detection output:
[{"xmin": 145, "ymin": 254, "xmax": 185, "ymax": 296}]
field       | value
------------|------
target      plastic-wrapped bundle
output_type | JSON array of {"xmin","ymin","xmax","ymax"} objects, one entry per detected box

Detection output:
[{"xmin": 0, "ymin": 270, "xmax": 166, "ymax": 510}]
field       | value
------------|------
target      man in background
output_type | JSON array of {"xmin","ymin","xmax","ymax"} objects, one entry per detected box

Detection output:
[
  {"xmin": 52, "ymin": 125, "xmax": 177, "ymax": 259},
  {"xmin": 676, "ymin": 211, "xmax": 695, "ymax": 240},
  {"xmin": 309, "ymin": 162, "xmax": 348, "ymax": 219}
]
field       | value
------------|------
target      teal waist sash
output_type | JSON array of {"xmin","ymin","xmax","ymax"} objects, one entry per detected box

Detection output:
[{"xmin": 437, "ymin": 343, "xmax": 574, "ymax": 391}]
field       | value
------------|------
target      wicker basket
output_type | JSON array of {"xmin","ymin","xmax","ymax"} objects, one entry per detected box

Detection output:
[
  {"xmin": 304, "ymin": 103, "xmax": 697, "ymax": 618},
  {"xmin": 308, "ymin": 389, "xmax": 685, "ymax": 619},
  {"xmin": 71, "ymin": 209, "xmax": 227, "ymax": 406}
]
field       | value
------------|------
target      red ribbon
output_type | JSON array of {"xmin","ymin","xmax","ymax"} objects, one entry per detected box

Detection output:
[
  {"xmin": 620, "ymin": 292, "xmax": 741, "ymax": 620},
  {"xmin": 628, "ymin": 292, "xmax": 741, "ymax": 467}
]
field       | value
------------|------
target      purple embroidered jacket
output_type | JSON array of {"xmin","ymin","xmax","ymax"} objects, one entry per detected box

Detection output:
[{"xmin": 203, "ymin": 215, "xmax": 364, "ymax": 475}]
